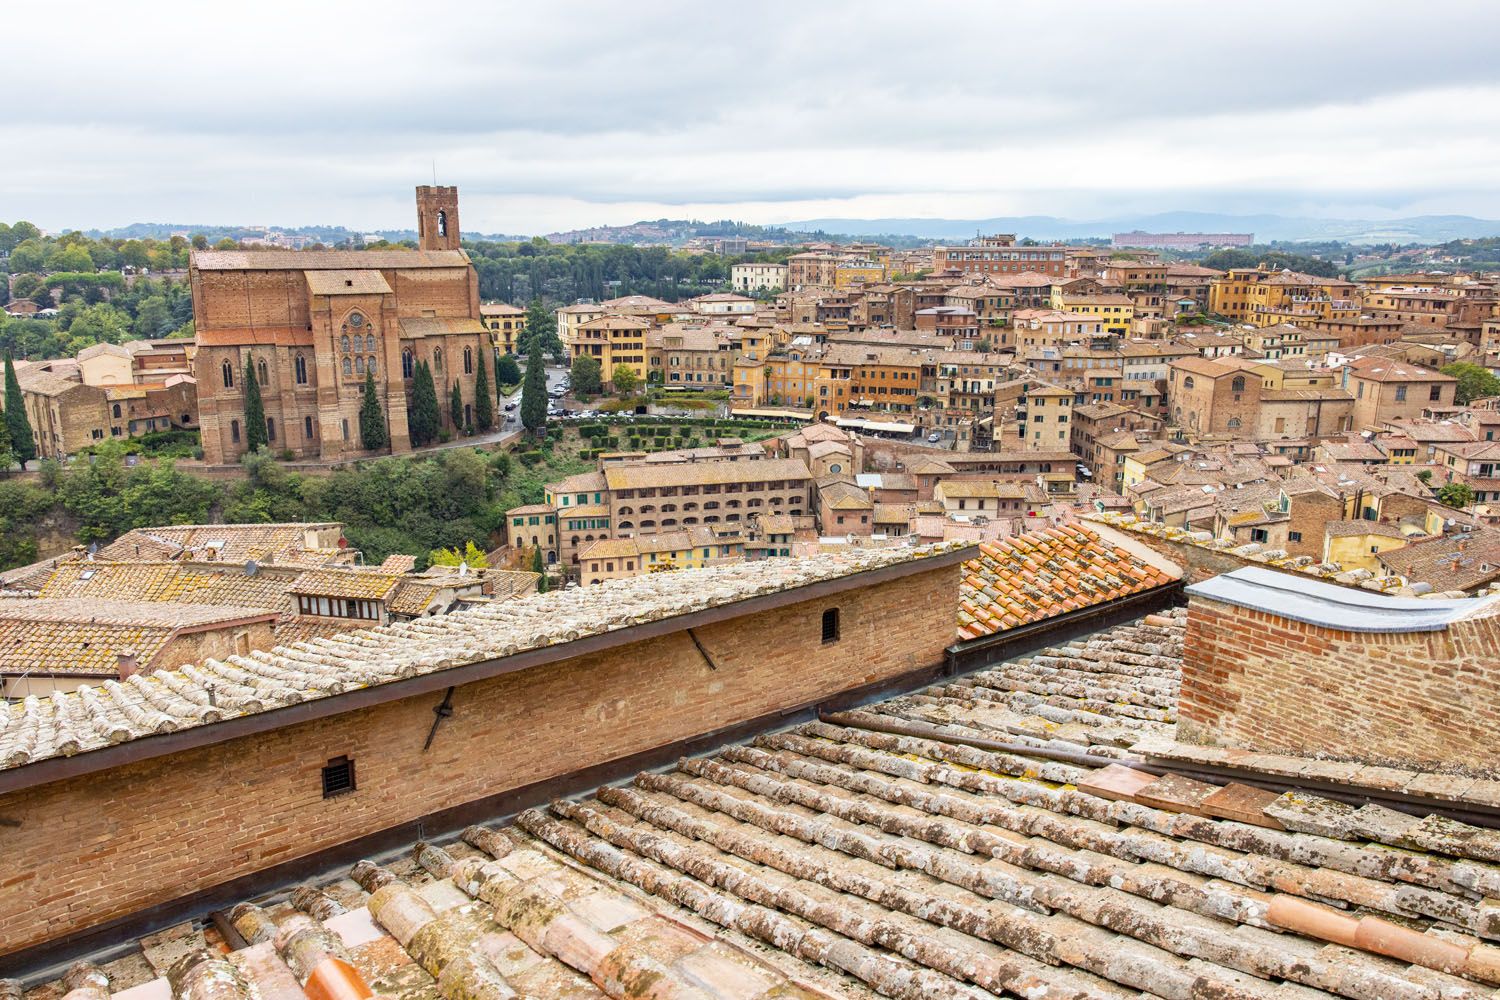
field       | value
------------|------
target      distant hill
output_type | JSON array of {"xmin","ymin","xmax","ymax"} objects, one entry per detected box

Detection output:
[
  {"xmin": 88, "ymin": 223, "xmax": 528, "ymax": 243},
  {"xmin": 777, "ymin": 212, "xmax": 1500, "ymax": 245}
]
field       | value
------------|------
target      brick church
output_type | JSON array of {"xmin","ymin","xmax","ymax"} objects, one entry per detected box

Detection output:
[{"xmin": 191, "ymin": 186, "xmax": 491, "ymax": 464}]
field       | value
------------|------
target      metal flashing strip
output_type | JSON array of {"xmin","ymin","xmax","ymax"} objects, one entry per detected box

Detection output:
[{"xmin": 1185, "ymin": 565, "xmax": 1490, "ymax": 633}]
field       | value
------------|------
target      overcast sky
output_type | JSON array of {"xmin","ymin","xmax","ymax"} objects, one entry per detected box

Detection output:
[{"xmin": 7, "ymin": 0, "xmax": 1500, "ymax": 235}]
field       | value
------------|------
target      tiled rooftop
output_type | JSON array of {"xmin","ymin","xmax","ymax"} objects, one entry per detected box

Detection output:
[
  {"xmin": 46, "ymin": 606, "xmax": 1500, "ymax": 999},
  {"xmin": 0, "ymin": 545, "xmax": 964, "ymax": 773},
  {"xmin": 0, "ymin": 599, "xmax": 275, "ymax": 677},
  {"xmin": 958, "ymin": 524, "xmax": 1178, "ymax": 640},
  {"xmin": 37, "ymin": 561, "xmax": 300, "ymax": 610},
  {"xmin": 98, "ymin": 523, "xmax": 346, "ymax": 565}
]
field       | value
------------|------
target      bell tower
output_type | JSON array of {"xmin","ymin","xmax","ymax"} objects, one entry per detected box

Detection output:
[{"xmin": 415, "ymin": 185, "xmax": 461, "ymax": 251}]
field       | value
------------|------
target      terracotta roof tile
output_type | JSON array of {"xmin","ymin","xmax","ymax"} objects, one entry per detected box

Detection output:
[{"xmin": 956, "ymin": 524, "xmax": 1174, "ymax": 640}]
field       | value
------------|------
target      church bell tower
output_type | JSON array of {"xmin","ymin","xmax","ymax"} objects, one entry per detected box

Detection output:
[{"xmin": 415, "ymin": 185, "xmax": 461, "ymax": 251}]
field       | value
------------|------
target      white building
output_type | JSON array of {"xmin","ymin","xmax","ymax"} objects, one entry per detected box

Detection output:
[{"xmin": 730, "ymin": 263, "xmax": 787, "ymax": 294}]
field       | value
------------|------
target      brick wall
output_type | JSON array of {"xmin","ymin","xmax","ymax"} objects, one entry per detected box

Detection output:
[
  {"xmin": 1181, "ymin": 596, "xmax": 1500, "ymax": 775},
  {"xmin": 0, "ymin": 563, "xmax": 956, "ymax": 957}
]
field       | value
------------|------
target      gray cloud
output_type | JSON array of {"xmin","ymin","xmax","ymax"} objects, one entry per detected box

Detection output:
[{"xmin": 4, "ymin": 0, "xmax": 1500, "ymax": 234}]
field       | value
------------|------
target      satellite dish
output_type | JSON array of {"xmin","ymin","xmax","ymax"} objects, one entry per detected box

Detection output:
[{"xmin": 244, "ymin": 560, "xmax": 259, "ymax": 577}]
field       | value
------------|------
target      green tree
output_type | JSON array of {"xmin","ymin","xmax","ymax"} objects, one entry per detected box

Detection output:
[
  {"xmin": 242, "ymin": 359, "xmax": 268, "ymax": 452},
  {"xmin": 133, "ymin": 296, "xmax": 172, "ymax": 339},
  {"xmin": 49, "ymin": 245, "xmax": 93, "ymax": 273},
  {"xmin": 1441, "ymin": 362, "xmax": 1500, "ymax": 404},
  {"xmin": 408, "ymin": 360, "xmax": 441, "ymax": 446},
  {"xmin": 496, "ymin": 353, "xmax": 521, "ymax": 386},
  {"xmin": 1438, "ymin": 481, "xmax": 1476, "ymax": 509},
  {"xmin": 431, "ymin": 540, "xmax": 490, "ymax": 568},
  {"xmin": 523, "ymin": 300, "xmax": 556, "ymax": 353},
  {"xmin": 4, "ymin": 354, "xmax": 35, "ymax": 466},
  {"xmin": 474, "ymin": 352, "xmax": 494, "ymax": 430},
  {"xmin": 520, "ymin": 350, "xmax": 548, "ymax": 433},
  {"xmin": 531, "ymin": 544, "xmax": 549, "ymax": 592},
  {"xmin": 451, "ymin": 379, "xmax": 464, "ymax": 430},
  {"xmin": 358, "ymin": 370, "xmax": 388, "ymax": 451},
  {"xmin": 0, "ymin": 365, "xmax": 10, "ymax": 469},
  {"xmin": 611, "ymin": 363, "xmax": 639, "ymax": 396},
  {"xmin": 571, "ymin": 354, "xmax": 602, "ymax": 396}
]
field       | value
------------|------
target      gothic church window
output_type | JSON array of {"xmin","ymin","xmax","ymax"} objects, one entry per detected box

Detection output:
[
  {"xmin": 342, "ymin": 357, "xmax": 352, "ymax": 376},
  {"xmin": 295, "ymin": 355, "xmax": 308, "ymax": 384},
  {"xmin": 222, "ymin": 361, "xmax": 234, "ymax": 388},
  {"xmin": 340, "ymin": 335, "xmax": 351, "ymax": 352}
]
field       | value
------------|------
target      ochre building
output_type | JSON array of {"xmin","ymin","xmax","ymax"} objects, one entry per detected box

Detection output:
[{"xmin": 191, "ymin": 187, "xmax": 490, "ymax": 463}]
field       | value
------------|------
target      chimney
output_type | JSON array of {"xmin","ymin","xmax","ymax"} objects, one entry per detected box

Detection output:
[{"xmin": 117, "ymin": 649, "xmax": 140, "ymax": 679}]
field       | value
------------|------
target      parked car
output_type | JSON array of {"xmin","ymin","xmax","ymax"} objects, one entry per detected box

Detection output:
[
  {"xmin": 503, "ymin": 402, "xmax": 517, "ymax": 411},
  {"xmin": 927, "ymin": 431, "xmax": 942, "ymax": 443}
]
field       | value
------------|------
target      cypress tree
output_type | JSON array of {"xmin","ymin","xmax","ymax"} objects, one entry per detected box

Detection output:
[
  {"xmin": 474, "ymin": 350, "xmax": 494, "ymax": 430},
  {"xmin": 408, "ymin": 360, "xmax": 440, "ymax": 447},
  {"xmin": 520, "ymin": 349, "xmax": 547, "ymax": 434},
  {"xmin": 0, "ymin": 369, "xmax": 11, "ymax": 469},
  {"xmin": 242, "ymin": 359, "xmax": 268, "ymax": 452},
  {"xmin": 4, "ymin": 353, "xmax": 34, "ymax": 466},
  {"xmin": 421, "ymin": 362, "xmax": 441, "ymax": 443},
  {"xmin": 358, "ymin": 370, "xmax": 388, "ymax": 451},
  {"xmin": 450, "ymin": 378, "xmax": 464, "ymax": 430},
  {"xmin": 531, "ymin": 544, "xmax": 548, "ymax": 592}
]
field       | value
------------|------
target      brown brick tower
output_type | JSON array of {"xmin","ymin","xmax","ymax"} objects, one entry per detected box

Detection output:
[{"xmin": 416, "ymin": 185, "xmax": 462, "ymax": 251}]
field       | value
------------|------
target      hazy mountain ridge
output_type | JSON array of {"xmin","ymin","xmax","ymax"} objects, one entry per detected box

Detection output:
[{"xmin": 778, "ymin": 212, "xmax": 1500, "ymax": 244}]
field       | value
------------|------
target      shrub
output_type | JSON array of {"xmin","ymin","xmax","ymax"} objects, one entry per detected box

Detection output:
[{"xmin": 518, "ymin": 450, "xmax": 543, "ymax": 466}]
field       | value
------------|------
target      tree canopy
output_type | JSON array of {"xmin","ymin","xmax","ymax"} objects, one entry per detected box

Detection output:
[
  {"xmin": 496, "ymin": 353, "xmax": 521, "ymax": 386},
  {"xmin": 1438, "ymin": 481, "xmax": 1476, "ymax": 509},
  {"xmin": 1441, "ymin": 362, "xmax": 1500, "ymax": 404},
  {"xmin": 611, "ymin": 363, "xmax": 639, "ymax": 396},
  {"xmin": 571, "ymin": 354, "xmax": 602, "ymax": 396}
]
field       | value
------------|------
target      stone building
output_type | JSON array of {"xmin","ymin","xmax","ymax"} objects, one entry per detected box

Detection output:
[{"xmin": 191, "ymin": 186, "xmax": 490, "ymax": 464}]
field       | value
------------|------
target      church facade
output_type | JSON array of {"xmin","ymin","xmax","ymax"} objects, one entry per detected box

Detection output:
[{"xmin": 191, "ymin": 186, "xmax": 491, "ymax": 464}]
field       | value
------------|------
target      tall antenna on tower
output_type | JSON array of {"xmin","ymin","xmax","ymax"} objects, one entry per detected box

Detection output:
[{"xmin": 432, "ymin": 160, "xmax": 437, "ymax": 185}]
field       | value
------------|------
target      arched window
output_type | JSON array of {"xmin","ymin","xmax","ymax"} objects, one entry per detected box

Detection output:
[
  {"xmin": 367, "ymin": 355, "xmax": 377, "ymax": 375},
  {"xmin": 340, "ymin": 334, "xmax": 351, "ymax": 352},
  {"xmin": 221, "ymin": 360, "xmax": 234, "ymax": 388},
  {"xmin": 355, "ymin": 356, "xmax": 365, "ymax": 374},
  {"xmin": 437, "ymin": 209, "xmax": 447, "ymax": 237},
  {"xmin": 342, "ymin": 357, "xmax": 353, "ymax": 376},
  {"xmin": 230, "ymin": 419, "xmax": 240, "ymax": 443},
  {"xmin": 112, "ymin": 403, "xmax": 122, "ymax": 419},
  {"xmin": 463, "ymin": 347, "xmax": 474, "ymax": 374},
  {"xmin": 1182, "ymin": 376, "xmax": 1194, "ymax": 389},
  {"xmin": 257, "ymin": 358, "xmax": 269, "ymax": 386},
  {"xmin": 402, "ymin": 349, "xmax": 414, "ymax": 378},
  {"xmin": 365, "ymin": 334, "xmax": 376, "ymax": 353},
  {"xmin": 1231, "ymin": 376, "xmax": 1246, "ymax": 392},
  {"xmin": 294, "ymin": 355, "xmax": 308, "ymax": 384},
  {"xmin": 433, "ymin": 348, "xmax": 442, "ymax": 369},
  {"xmin": 266, "ymin": 417, "xmax": 275, "ymax": 441},
  {"xmin": 1227, "ymin": 417, "xmax": 1241, "ymax": 429}
]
